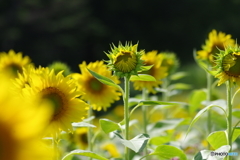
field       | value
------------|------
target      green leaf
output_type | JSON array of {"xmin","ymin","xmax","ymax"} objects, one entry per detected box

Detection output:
[
  {"xmin": 185, "ymin": 104, "xmax": 227, "ymax": 139},
  {"xmin": 62, "ymin": 149, "xmax": 108, "ymax": 160},
  {"xmin": 168, "ymin": 83, "xmax": 192, "ymax": 91},
  {"xmin": 139, "ymin": 65, "xmax": 154, "ymax": 72},
  {"xmin": 207, "ymin": 129, "xmax": 240, "ymax": 150},
  {"xmin": 99, "ymin": 119, "xmax": 121, "ymax": 134},
  {"xmin": 188, "ymin": 89, "xmax": 206, "ymax": 114},
  {"xmin": 170, "ymin": 72, "xmax": 188, "ymax": 81},
  {"xmin": 119, "ymin": 134, "xmax": 149, "ymax": 153},
  {"xmin": 207, "ymin": 131, "xmax": 227, "ymax": 150},
  {"xmin": 138, "ymin": 100, "xmax": 184, "ymax": 106},
  {"xmin": 232, "ymin": 109, "xmax": 240, "ymax": 118},
  {"xmin": 87, "ymin": 68, "xmax": 124, "ymax": 94},
  {"xmin": 149, "ymin": 136, "xmax": 171, "ymax": 146},
  {"xmin": 148, "ymin": 119, "xmax": 184, "ymax": 133},
  {"xmin": 72, "ymin": 122, "xmax": 96, "ymax": 128},
  {"xmin": 150, "ymin": 145, "xmax": 187, "ymax": 160},
  {"xmin": 193, "ymin": 151, "xmax": 205, "ymax": 160},
  {"xmin": 130, "ymin": 74, "xmax": 156, "ymax": 81}
]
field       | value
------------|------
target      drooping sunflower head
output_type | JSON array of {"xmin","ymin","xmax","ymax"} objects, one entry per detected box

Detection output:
[
  {"xmin": 214, "ymin": 44, "xmax": 240, "ymax": 86},
  {"xmin": 48, "ymin": 61, "xmax": 72, "ymax": 76},
  {"xmin": 73, "ymin": 127, "xmax": 88, "ymax": 150},
  {"xmin": 197, "ymin": 29, "xmax": 235, "ymax": 65},
  {"xmin": 159, "ymin": 51, "xmax": 179, "ymax": 75},
  {"xmin": 131, "ymin": 50, "xmax": 168, "ymax": 93},
  {"xmin": 105, "ymin": 42, "xmax": 144, "ymax": 78},
  {"xmin": 0, "ymin": 49, "xmax": 32, "ymax": 78},
  {"xmin": 72, "ymin": 61, "xmax": 121, "ymax": 111},
  {"xmin": 24, "ymin": 67, "xmax": 89, "ymax": 136}
]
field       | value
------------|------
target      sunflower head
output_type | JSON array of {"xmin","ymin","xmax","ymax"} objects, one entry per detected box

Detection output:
[
  {"xmin": 105, "ymin": 42, "xmax": 144, "ymax": 78},
  {"xmin": 214, "ymin": 44, "xmax": 240, "ymax": 86},
  {"xmin": 72, "ymin": 61, "xmax": 121, "ymax": 111},
  {"xmin": 159, "ymin": 51, "xmax": 179, "ymax": 75},
  {"xmin": 131, "ymin": 50, "xmax": 168, "ymax": 93},
  {"xmin": 0, "ymin": 49, "xmax": 32, "ymax": 78},
  {"xmin": 48, "ymin": 61, "xmax": 72, "ymax": 76},
  {"xmin": 197, "ymin": 29, "xmax": 235, "ymax": 65},
  {"xmin": 22, "ymin": 67, "xmax": 89, "ymax": 136}
]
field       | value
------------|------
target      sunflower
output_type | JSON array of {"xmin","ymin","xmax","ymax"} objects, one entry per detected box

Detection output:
[
  {"xmin": 215, "ymin": 45, "xmax": 240, "ymax": 86},
  {"xmin": 131, "ymin": 50, "xmax": 168, "ymax": 93},
  {"xmin": 105, "ymin": 42, "xmax": 144, "ymax": 78},
  {"xmin": 101, "ymin": 142, "xmax": 120, "ymax": 158},
  {"xmin": 159, "ymin": 51, "xmax": 179, "ymax": 75},
  {"xmin": 0, "ymin": 74, "xmax": 54, "ymax": 160},
  {"xmin": 0, "ymin": 49, "xmax": 32, "ymax": 78},
  {"xmin": 23, "ymin": 67, "xmax": 89, "ymax": 136},
  {"xmin": 73, "ymin": 127, "xmax": 88, "ymax": 149},
  {"xmin": 197, "ymin": 29, "xmax": 235, "ymax": 65},
  {"xmin": 72, "ymin": 61, "xmax": 121, "ymax": 111},
  {"xmin": 48, "ymin": 61, "xmax": 72, "ymax": 76}
]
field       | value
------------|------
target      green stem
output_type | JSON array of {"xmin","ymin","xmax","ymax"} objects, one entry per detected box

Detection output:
[
  {"xmin": 162, "ymin": 77, "xmax": 169, "ymax": 118},
  {"xmin": 206, "ymin": 71, "xmax": 212, "ymax": 149},
  {"xmin": 226, "ymin": 80, "xmax": 233, "ymax": 160},
  {"xmin": 53, "ymin": 134, "xmax": 60, "ymax": 160},
  {"xmin": 124, "ymin": 76, "xmax": 130, "ymax": 160},
  {"xmin": 88, "ymin": 107, "xmax": 93, "ymax": 160},
  {"xmin": 142, "ymin": 88, "xmax": 148, "ymax": 159}
]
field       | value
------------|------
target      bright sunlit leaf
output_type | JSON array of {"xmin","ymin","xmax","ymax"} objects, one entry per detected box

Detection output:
[
  {"xmin": 62, "ymin": 149, "xmax": 108, "ymax": 160},
  {"xmin": 150, "ymin": 145, "xmax": 187, "ymax": 160},
  {"xmin": 130, "ymin": 74, "xmax": 156, "ymax": 81},
  {"xmin": 99, "ymin": 118, "xmax": 121, "ymax": 134},
  {"xmin": 87, "ymin": 68, "xmax": 124, "ymax": 94}
]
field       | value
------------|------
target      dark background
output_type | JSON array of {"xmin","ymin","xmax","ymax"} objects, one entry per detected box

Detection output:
[{"xmin": 1, "ymin": 0, "xmax": 240, "ymax": 72}]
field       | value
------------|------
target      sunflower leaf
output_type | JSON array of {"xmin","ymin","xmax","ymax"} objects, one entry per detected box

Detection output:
[
  {"xmin": 138, "ymin": 100, "xmax": 184, "ymax": 106},
  {"xmin": 99, "ymin": 118, "xmax": 121, "ymax": 134},
  {"xmin": 139, "ymin": 65, "xmax": 154, "ymax": 72},
  {"xmin": 149, "ymin": 145, "xmax": 187, "ymax": 160},
  {"xmin": 118, "ymin": 134, "xmax": 149, "ymax": 153},
  {"xmin": 170, "ymin": 71, "xmax": 188, "ymax": 81},
  {"xmin": 87, "ymin": 68, "xmax": 124, "ymax": 94},
  {"xmin": 185, "ymin": 104, "xmax": 227, "ymax": 140},
  {"xmin": 130, "ymin": 74, "xmax": 156, "ymax": 81},
  {"xmin": 62, "ymin": 149, "xmax": 108, "ymax": 160}
]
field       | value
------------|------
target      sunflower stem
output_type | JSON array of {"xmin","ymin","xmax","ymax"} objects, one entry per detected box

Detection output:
[
  {"xmin": 142, "ymin": 87, "xmax": 149, "ymax": 159},
  {"xmin": 206, "ymin": 71, "xmax": 212, "ymax": 149},
  {"xmin": 124, "ymin": 76, "xmax": 130, "ymax": 160},
  {"xmin": 53, "ymin": 134, "xmax": 60, "ymax": 160},
  {"xmin": 88, "ymin": 107, "xmax": 93, "ymax": 160},
  {"xmin": 226, "ymin": 80, "xmax": 233, "ymax": 160},
  {"xmin": 162, "ymin": 77, "xmax": 169, "ymax": 118}
]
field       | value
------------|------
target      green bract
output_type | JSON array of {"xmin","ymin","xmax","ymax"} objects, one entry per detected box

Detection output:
[{"xmin": 105, "ymin": 42, "xmax": 145, "ymax": 78}]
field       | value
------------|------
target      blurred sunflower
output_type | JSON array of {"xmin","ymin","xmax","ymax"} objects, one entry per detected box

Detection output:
[
  {"xmin": 101, "ymin": 142, "xmax": 120, "ymax": 158},
  {"xmin": 0, "ymin": 49, "xmax": 32, "ymax": 78},
  {"xmin": 24, "ymin": 67, "xmax": 89, "ymax": 136},
  {"xmin": 48, "ymin": 61, "xmax": 72, "ymax": 76},
  {"xmin": 73, "ymin": 127, "xmax": 88, "ymax": 150},
  {"xmin": 105, "ymin": 42, "xmax": 144, "ymax": 78},
  {"xmin": 0, "ymin": 74, "xmax": 54, "ymax": 160},
  {"xmin": 72, "ymin": 61, "xmax": 121, "ymax": 111},
  {"xmin": 131, "ymin": 50, "xmax": 168, "ymax": 93},
  {"xmin": 159, "ymin": 52, "xmax": 179, "ymax": 75},
  {"xmin": 215, "ymin": 45, "xmax": 240, "ymax": 86},
  {"xmin": 197, "ymin": 29, "xmax": 235, "ymax": 65}
]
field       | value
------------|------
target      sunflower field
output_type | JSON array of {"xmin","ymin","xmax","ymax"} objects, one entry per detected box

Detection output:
[{"xmin": 0, "ymin": 29, "xmax": 240, "ymax": 160}]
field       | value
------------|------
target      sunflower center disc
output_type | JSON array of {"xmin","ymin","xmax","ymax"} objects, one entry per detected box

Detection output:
[
  {"xmin": 41, "ymin": 87, "xmax": 65, "ymax": 117},
  {"xmin": 89, "ymin": 78, "xmax": 103, "ymax": 92},
  {"xmin": 228, "ymin": 55, "xmax": 240, "ymax": 76}
]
